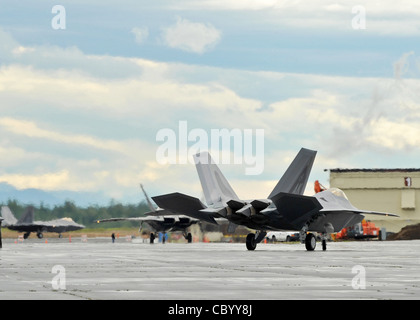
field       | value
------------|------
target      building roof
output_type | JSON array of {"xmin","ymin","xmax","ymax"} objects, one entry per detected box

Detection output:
[{"xmin": 329, "ymin": 168, "xmax": 420, "ymax": 173}]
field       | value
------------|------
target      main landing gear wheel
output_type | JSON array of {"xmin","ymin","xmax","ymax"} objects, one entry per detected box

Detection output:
[
  {"xmin": 305, "ymin": 233, "xmax": 316, "ymax": 251},
  {"xmin": 186, "ymin": 233, "xmax": 192, "ymax": 243},
  {"xmin": 150, "ymin": 233, "xmax": 155, "ymax": 244},
  {"xmin": 246, "ymin": 233, "xmax": 257, "ymax": 251},
  {"xmin": 322, "ymin": 239, "xmax": 327, "ymax": 251}
]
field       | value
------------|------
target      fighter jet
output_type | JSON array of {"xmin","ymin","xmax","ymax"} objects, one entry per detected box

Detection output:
[
  {"xmin": 96, "ymin": 185, "xmax": 198, "ymax": 243},
  {"xmin": 151, "ymin": 148, "xmax": 398, "ymax": 251},
  {"xmin": 1, "ymin": 206, "xmax": 85, "ymax": 239}
]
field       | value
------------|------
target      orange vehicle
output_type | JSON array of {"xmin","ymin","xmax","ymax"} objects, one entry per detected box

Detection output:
[{"xmin": 335, "ymin": 219, "xmax": 380, "ymax": 240}]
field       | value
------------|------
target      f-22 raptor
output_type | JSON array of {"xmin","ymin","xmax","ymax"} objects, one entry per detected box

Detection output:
[
  {"xmin": 1, "ymin": 206, "xmax": 85, "ymax": 239},
  {"xmin": 96, "ymin": 185, "xmax": 198, "ymax": 243},
  {"xmin": 151, "ymin": 148, "xmax": 397, "ymax": 251}
]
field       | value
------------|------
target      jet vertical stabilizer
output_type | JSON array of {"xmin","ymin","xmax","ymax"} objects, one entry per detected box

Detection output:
[
  {"xmin": 1, "ymin": 206, "xmax": 18, "ymax": 227},
  {"xmin": 17, "ymin": 206, "xmax": 34, "ymax": 224},
  {"xmin": 268, "ymin": 148, "xmax": 317, "ymax": 199},
  {"xmin": 140, "ymin": 183, "xmax": 157, "ymax": 212},
  {"xmin": 194, "ymin": 152, "xmax": 240, "ymax": 207}
]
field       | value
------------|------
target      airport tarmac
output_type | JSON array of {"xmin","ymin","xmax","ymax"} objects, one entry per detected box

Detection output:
[{"xmin": 0, "ymin": 238, "xmax": 419, "ymax": 300}]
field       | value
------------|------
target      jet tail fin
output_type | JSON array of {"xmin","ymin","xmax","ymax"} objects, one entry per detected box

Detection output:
[
  {"xmin": 1, "ymin": 206, "xmax": 18, "ymax": 226},
  {"xmin": 17, "ymin": 206, "xmax": 34, "ymax": 224},
  {"xmin": 193, "ymin": 152, "xmax": 239, "ymax": 207},
  {"xmin": 140, "ymin": 184, "xmax": 156, "ymax": 212},
  {"xmin": 268, "ymin": 148, "xmax": 317, "ymax": 199}
]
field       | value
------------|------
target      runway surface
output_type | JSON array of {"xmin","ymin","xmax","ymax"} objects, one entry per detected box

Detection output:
[{"xmin": 0, "ymin": 238, "xmax": 419, "ymax": 300}]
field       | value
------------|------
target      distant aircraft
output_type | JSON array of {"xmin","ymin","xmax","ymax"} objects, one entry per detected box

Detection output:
[
  {"xmin": 1, "ymin": 206, "xmax": 85, "ymax": 239},
  {"xmin": 151, "ymin": 148, "xmax": 398, "ymax": 251},
  {"xmin": 96, "ymin": 185, "xmax": 199, "ymax": 243}
]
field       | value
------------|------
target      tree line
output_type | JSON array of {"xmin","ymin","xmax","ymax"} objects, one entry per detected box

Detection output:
[{"xmin": 1, "ymin": 199, "xmax": 150, "ymax": 229}]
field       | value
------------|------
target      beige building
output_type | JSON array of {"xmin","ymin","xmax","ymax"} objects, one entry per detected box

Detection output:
[{"xmin": 329, "ymin": 169, "xmax": 420, "ymax": 233}]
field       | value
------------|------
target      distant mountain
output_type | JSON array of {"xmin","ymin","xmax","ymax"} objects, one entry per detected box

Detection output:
[{"xmin": 0, "ymin": 182, "xmax": 111, "ymax": 207}]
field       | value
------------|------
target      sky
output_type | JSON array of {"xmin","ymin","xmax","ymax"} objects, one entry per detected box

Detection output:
[{"xmin": 1, "ymin": 0, "xmax": 420, "ymax": 206}]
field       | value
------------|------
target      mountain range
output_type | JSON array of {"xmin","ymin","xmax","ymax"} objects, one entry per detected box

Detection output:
[{"xmin": 0, "ymin": 182, "xmax": 111, "ymax": 207}]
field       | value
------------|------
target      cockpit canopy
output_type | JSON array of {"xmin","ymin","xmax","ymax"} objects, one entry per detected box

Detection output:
[{"xmin": 329, "ymin": 188, "xmax": 349, "ymax": 200}]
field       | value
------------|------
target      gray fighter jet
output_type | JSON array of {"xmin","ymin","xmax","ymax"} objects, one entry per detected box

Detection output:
[
  {"xmin": 96, "ymin": 185, "xmax": 198, "ymax": 243},
  {"xmin": 151, "ymin": 148, "xmax": 397, "ymax": 251},
  {"xmin": 1, "ymin": 206, "xmax": 85, "ymax": 239}
]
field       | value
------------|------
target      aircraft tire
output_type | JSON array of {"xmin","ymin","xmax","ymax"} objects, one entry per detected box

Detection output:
[
  {"xmin": 187, "ymin": 233, "xmax": 192, "ymax": 243},
  {"xmin": 246, "ymin": 233, "xmax": 257, "ymax": 251},
  {"xmin": 37, "ymin": 232, "xmax": 43, "ymax": 239},
  {"xmin": 322, "ymin": 239, "xmax": 327, "ymax": 251},
  {"xmin": 150, "ymin": 233, "xmax": 155, "ymax": 244},
  {"xmin": 305, "ymin": 233, "xmax": 316, "ymax": 251}
]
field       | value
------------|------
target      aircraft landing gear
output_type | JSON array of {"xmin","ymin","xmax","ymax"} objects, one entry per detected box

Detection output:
[
  {"xmin": 322, "ymin": 239, "xmax": 327, "ymax": 251},
  {"xmin": 246, "ymin": 234, "xmax": 256, "ymax": 250},
  {"xmin": 246, "ymin": 231, "xmax": 267, "ymax": 251},
  {"xmin": 300, "ymin": 225, "xmax": 328, "ymax": 251},
  {"xmin": 305, "ymin": 233, "xmax": 316, "ymax": 251},
  {"xmin": 150, "ymin": 233, "xmax": 155, "ymax": 244},
  {"xmin": 182, "ymin": 232, "xmax": 192, "ymax": 243},
  {"xmin": 321, "ymin": 232, "xmax": 327, "ymax": 251}
]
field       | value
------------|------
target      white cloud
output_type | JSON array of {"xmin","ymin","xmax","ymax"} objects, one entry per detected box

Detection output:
[
  {"xmin": 1, "ymin": 28, "xmax": 420, "ymax": 202},
  {"xmin": 0, "ymin": 171, "xmax": 71, "ymax": 191},
  {"xmin": 161, "ymin": 17, "xmax": 221, "ymax": 53},
  {"xmin": 131, "ymin": 27, "xmax": 149, "ymax": 44},
  {"xmin": 0, "ymin": 117, "xmax": 131, "ymax": 155},
  {"xmin": 175, "ymin": 0, "xmax": 420, "ymax": 36}
]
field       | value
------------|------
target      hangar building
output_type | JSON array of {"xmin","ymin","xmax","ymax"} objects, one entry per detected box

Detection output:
[{"xmin": 329, "ymin": 169, "xmax": 420, "ymax": 233}]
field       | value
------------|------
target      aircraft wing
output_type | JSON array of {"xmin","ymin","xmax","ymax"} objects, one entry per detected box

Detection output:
[
  {"xmin": 320, "ymin": 208, "xmax": 399, "ymax": 217},
  {"xmin": 271, "ymin": 191, "xmax": 398, "ymax": 232},
  {"xmin": 97, "ymin": 216, "xmax": 165, "ymax": 223},
  {"xmin": 152, "ymin": 192, "xmax": 218, "ymax": 224},
  {"xmin": 144, "ymin": 208, "xmax": 180, "ymax": 216}
]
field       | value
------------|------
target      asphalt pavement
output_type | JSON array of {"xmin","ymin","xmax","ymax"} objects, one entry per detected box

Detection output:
[{"xmin": 0, "ymin": 238, "xmax": 419, "ymax": 300}]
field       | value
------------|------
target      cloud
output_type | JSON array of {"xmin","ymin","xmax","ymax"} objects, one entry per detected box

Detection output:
[
  {"xmin": 161, "ymin": 17, "xmax": 221, "ymax": 53},
  {"xmin": 1, "ymin": 28, "xmax": 420, "ymax": 203},
  {"xmin": 175, "ymin": 0, "xmax": 420, "ymax": 36},
  {"xmin": 131, "ymin": 27, "xmax": 149, "ymax": 44},
  {"xmin": 0, "ymin": 117, "xmax": 131, "ymax": 155},
  {"xmin": 0, "ymin": 171, "xmax": 71, "ymax": 191}
]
